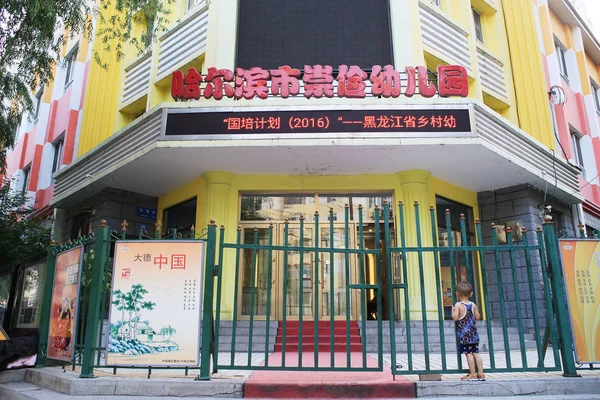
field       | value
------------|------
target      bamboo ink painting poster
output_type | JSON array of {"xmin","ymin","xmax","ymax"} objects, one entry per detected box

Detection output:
[
  {"xmin": 47, "ymin": 246, "xmax": 83, "ymax": 361},
  {"xmin": 107, "ymin": 241, "xmax": 205, "ymax": 366}
]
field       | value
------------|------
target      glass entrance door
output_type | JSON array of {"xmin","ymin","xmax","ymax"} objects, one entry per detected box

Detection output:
[
  {"xmin": 281, "ymin": 223, "xmax": 355, "ymax": 321},
  {"xmin": 239, "ymin": 225, "xmax": 278, "ymax": 318}
]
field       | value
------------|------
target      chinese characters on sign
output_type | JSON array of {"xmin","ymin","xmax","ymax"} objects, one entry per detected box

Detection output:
[
  {"xmin": 47, "ymin": 246, "xmax": 83, "ymax": 362},
  {"xmin": 576, "ymin": 270, "xmax": 595, "ymax": 304},
  {"xmin": 108, "ymin": 241, "xmax": 205, "ymax": 367},
  {"xmin": 165, "ymin": 109, "xmax": 472, "ymax": 137},
  {"xmin": 559, "ymin": 239, "xmax": 600, "ymax": 363},
  {"xmin": 183, "ymin": 279, "xmax": 197, "ymax": 311},
  {"xmin": 171, "ymin": 64, "xmax": 468, "ymax": 101}
]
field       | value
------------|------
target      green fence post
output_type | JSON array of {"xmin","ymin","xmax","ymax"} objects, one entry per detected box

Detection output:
[
  {"xmin": 542, "ymin": 220, "xmax": 578, "ymax": 377},
  {"xmin": 199, "ymin": 221, "xmax": 218, "ymax": 380},
  {"xmin": 36, "ymin": 241, "xmax": 58, "ymax": 367},
  {"xmin": 80, "ymin": 221, "xmax": 111, "ymax": 378}
]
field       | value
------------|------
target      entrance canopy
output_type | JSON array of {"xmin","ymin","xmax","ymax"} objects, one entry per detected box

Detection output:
[{"xmin": 51, "ymin": 102, "xmax": 582, "ymax": 208}]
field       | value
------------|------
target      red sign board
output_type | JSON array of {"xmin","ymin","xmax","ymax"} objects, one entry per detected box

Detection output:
[{"xmin": 171, "ymin": 64, "xmax": 468, "ymax": 101}]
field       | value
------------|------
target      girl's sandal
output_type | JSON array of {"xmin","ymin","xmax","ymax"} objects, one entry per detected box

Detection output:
[
  {"xmin": 477, "ymin": 373, "xmax": 486, "ymax": 381},
  {"xmin": 461, "ymin": 374, "xmax": 477, "ymax": 381}
]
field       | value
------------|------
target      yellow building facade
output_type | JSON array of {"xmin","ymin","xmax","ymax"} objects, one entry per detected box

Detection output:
[{"xmin": 53, "ymin": 0, "xmax": 583, "ymax": 324}]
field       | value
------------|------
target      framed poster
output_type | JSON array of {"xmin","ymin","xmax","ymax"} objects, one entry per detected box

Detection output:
[
  {"xmin": 16, "ymin": 263, "xmax": 44, "ymax": 328},
  {"xmin": 47, "ymin": 246, "xmax": 83, "ymax": 362},
  {"xmin": 107, "ymin": 241, "xmax": 204, "ymax": 367},
  {"xmin": 558, "ymin": 239, "xmax": 600, "ymax": 364}
]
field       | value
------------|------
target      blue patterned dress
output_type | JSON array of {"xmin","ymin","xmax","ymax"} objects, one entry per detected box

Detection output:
[{"xmin": 456, "ymin": 301, "xmax": 479, "ymax": 354}]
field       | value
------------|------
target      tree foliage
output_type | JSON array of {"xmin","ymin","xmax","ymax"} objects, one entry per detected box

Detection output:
[
  {"xmin": 0, "ymin": 179, "xmax": 51, "ymax": 268},
  {"xmin": 0, "ymin": 0, "xmax": 175, "ymax": 166}
]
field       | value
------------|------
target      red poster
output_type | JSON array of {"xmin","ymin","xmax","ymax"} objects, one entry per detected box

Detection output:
[{"xmin": 47, "ymin": 246, "xmax": 83, "ymax": 361}]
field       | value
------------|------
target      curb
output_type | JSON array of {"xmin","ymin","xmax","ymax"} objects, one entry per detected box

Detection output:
[{"xmin": 416, "ymin": 377, "xmax": 600, "ymax": 397}]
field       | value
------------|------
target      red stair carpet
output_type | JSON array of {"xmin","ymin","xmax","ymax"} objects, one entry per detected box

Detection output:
[
  {"xmin": 275, "ymin": 320, "xmax": 363, "ymax": 353},
  {"xmin": 244, "ymin": 321, "xmax": 415, "ymax": 399}
]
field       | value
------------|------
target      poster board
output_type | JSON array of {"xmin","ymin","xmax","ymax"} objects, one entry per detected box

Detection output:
[
  {"xmin": 16, "ymin": 263, "xmax": 44, "ymax": 328},
  {"xmin": 47, "ymin": 246, "xmax": 83, "ymax": 362},
  {"xmin": 558, "ymin": 239, "xmax": 600, "ymax": 364},
  {"xmin": 107, "ymin": 241, "xmax": 204, "ymax": 367}
]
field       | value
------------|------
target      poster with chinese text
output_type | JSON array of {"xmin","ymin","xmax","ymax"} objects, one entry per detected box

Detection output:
[
  {"xmin": 559, "ymin": 239, "xmax": 600, "ymax": 363},
  {"xmin": 47, "ymin": 246, "xmax": 83, "ymax": 361},
  {"xmin": 107, "ymin": 241, "xmax": 204, "ymax": 366}
]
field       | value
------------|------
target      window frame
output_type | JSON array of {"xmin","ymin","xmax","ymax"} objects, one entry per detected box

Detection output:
[
  {"xmin": 570, "ymin": 129, "xmax": 585, "ymax": 178},
  {"xmin": 51, "ymin": 134, "xmax": 65, "ymax": 178},
  {"xmin": 163, "ymin": 196, "xmax": 197, "ymax": 237},
  {"xmin": 592, "ymin": 78, "xmax": 600, "ymax": 115},
  {"xmin": 64, "ymin": 44, "xmax": 79, "ymax": 87},
  {"xmin": 22, "ymin": 164, "xmax": 31, "ymax": 195},
  {"xmin": 555, "ymin": 40, "xmax": 569, "ymax": 81},
  {"xmin": 472, "ymin": 8, "xmax": 484, "ymax": 43},
  {"xmin": 428, "ymin": 0, "xmax": 441, "ymax": 7},
  {"xmin": 186, "ymin": 0, "xmax": 200, "ymax": 11}
]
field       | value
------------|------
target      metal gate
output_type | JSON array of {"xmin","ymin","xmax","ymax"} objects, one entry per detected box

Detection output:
[
  {"xmin": 207, "ymin": 206, "xmax": 386, "ymax": 373},
  {"xmin": 202, "ymin": 201, "xmax": 578, "ymax": 378}
]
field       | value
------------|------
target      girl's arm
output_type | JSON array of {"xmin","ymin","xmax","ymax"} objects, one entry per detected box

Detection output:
[{"xmin": 473, "ymin": 303, "xmax": 481, "ymax": 320}]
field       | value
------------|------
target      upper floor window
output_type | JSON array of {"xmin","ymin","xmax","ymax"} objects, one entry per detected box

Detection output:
[
  {"xmin": 33, "ymin": 88, "xmax": 43, "ymax": 121},
  {"xmin": 555, "ymin": 40, "xmax": 568, "ymax": 80},
  {"xmin": 51, "ymin": 135, "xmax": 65, "ymax": 179},
  {"xmin": 64, "ymin": 45, "xmax": 78, "ymax": 87},
  {"xmin": 472, "ymin": 8, "xmax": 483, "ymax": 43},
  {"xmin": 236, "ymin": 0, "xmax": 393, "ymax": 71},
  {"xmin": 163, "ymin": 197, "xmax": 197, "ymax": 237},
  {"xmin": 22, "ymin": 164, "xmax": 31, "ymax": 195},
  {"xmin": 186, "ymin": 0, "xmax": 202, "ymax": 11},
  {"xmin": 570, "ymin": 129, "xmax": 585, "ymax": 178},
  {"xmin": 592, "ymin": 79, "xmax": 600, "ymax": 114}
]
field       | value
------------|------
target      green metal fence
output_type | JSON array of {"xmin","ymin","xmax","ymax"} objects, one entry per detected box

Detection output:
[
  {"xmin": 36, "ymin": 201, "xmax": 578, "ymax": 379},
  {"xmin": 381, "ymin": 201, "xmax": 576, "ymax": 376},
  {"xmin": 202, "ymin": 201, "xmax": 578, "ymax": 377},
  {"xmin": 36, "ymin": 221, "xmax": 208, "ymax": 379}
]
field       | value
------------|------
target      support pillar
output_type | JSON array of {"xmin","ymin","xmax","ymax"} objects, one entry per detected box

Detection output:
[
  {"xmin": 397, "ymin": 170, "xmax": 438, "ymax": 320},
  {"xmin": 202, "ymin": 171, "xmax": 235, "ymax": 320}
]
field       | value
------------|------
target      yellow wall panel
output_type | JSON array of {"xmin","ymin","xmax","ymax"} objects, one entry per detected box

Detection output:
[
  {"xmin": 586, "ymin": 54, "xmax": 600, "ymax": 84},
  {"xmin": 502, "ymin": 0, "xmax": 556, "ymax": 150},
  {"xmin": 537, "ymin": 5, "xmax": 556, "ymax": 56},
  {"xmin": 549, "ymin": 9, "xmax": 571, "ymax": 48}
]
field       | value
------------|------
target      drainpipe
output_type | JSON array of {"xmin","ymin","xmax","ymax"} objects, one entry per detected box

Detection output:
[{"xmin": 573, "ymin": 203, "xmax": 586, "ymax": 237}]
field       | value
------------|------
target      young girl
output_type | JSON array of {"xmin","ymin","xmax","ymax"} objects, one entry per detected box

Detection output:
[{"xmin": 452, "ymin": 281, "xmax": 485, "ymax": 381}]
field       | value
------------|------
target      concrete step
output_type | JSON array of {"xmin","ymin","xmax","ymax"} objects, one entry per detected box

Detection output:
[
  {"xmin": 366, "ymin": 339, "xmax": 539, "ymax": 353},
  {"xmin": 416, "ymin": 377, "xmax": 600, "ymax": 398},
  {"xmin": 0, "ymin": 382, "xmax": 243, "ymax": 400},
  {"xmin": 363, "ymin": 333, "xmax": 537, "ymax": 344},
  {"xmin": 217, "ymin": 328, "xmax": 278, "ymax": 336},
  {"xmin": 218, "ymin": 321, "xmax": 279, "ymax": 329},
  {"xmin": 219, "ymin": 341, "xmax": 275, "ymax": 353},
  {"xmin": 275, "ymin": 335, "xmax": 362, "ymax": 344},
  {"xmin": 218, "ymin": 335, "xmax": 277, "ymax": 344},
  {"xmin": 10, "ymin": 368, "xmax": 243, "ymax": 398},
  {"xmin": 364, "ymin": 320, "xmax": 516, "ymax": 328}
]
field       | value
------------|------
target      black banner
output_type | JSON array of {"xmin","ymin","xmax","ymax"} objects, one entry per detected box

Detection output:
[{"xmin": 165, "ymin": 109, "xmax": 471, "ymax": 136}]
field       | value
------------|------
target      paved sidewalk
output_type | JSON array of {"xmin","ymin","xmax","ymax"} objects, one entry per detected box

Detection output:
[{"xmin": 4, "ymin": 351, "xmax": 597, "ymax": 399}]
